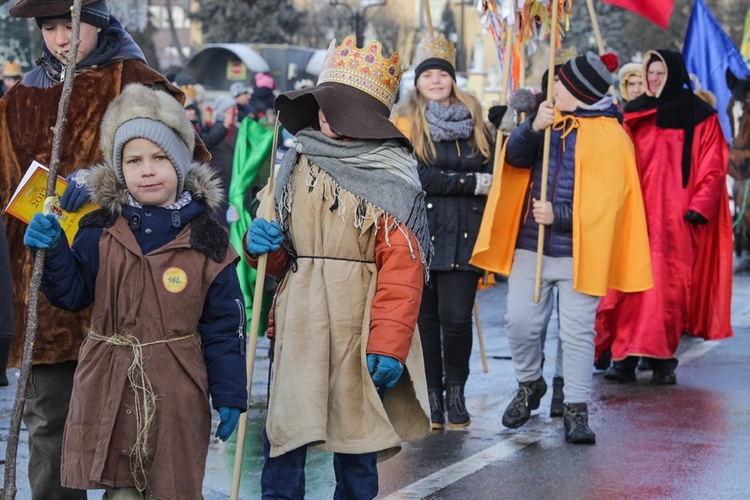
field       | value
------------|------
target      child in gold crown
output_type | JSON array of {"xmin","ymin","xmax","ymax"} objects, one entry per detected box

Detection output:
[{"xmin": 245, "ymin": 36, "xmax": 432, "ymax": 498}]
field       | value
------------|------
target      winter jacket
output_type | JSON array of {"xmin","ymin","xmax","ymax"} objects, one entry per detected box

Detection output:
[
  {"xmin": 40, "ymin": 163, "xmax": 246, "ymax": 497},
  {"xmin": 0, "ymin": 48, "xmax": 209, "ymax": 369},
  {"xmin": 248, "ymin": 155, "xmax": 430, "ymax": 460},
  {"xmin": 249, "ymin": 86, "xmax": 276, "ymax": 118},
  {"xmin": 508, "ymin": 105, "xmax": 623, "ymax": 257},
  {"xmin": 418, "ymin": 137, "xmax": 492, "ymax": 273}
]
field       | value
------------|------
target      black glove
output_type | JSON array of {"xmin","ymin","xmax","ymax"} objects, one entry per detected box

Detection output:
[
  {"xmin": 684, "ymin": 210, "xmax": 708, "ymax": 225},
  {"xmin": 488, "ymin": 105, "xmax": 508, "ymax": 128}
]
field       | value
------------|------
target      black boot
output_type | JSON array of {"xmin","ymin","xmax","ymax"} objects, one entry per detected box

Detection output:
[
  {"xmin": 563, "ymin": 403, "xmax": 596, "ymax": 444},
  {"xmin": 428, "ymin": 388, "xmax": 445, "ymax": 430},
  {"xmin": 550, "ymin": 377, "xmax": 564, "ymax": 418},
  {"xmin": 594, "ymin": 349, "xmax": 612, "ymax": 370},
  {"xmin": 649, "ymin": 357, "xmax": 678, "ymax": 385},
  {"xmin": 604, "ymin": 357, "xmax": 637, "ymax": 383},
  {"xmin": 0, "ymin": 337, "xmax": 11, "ymax": 387},
  {"xmin": 636, "ymin": 357, "xmax": 651, "ymax": 372},
  {"xmin": 446, "ymin": 382, "xmax": 470, "ymax": 428},
  {"xmin": 502, "ymin": 377, "xmax": 547, "ymax": 429}
]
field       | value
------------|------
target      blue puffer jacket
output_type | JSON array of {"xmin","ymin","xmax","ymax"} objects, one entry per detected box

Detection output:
[
  {"xmin": 506, "ymin": 104, "xmax": 622, "ymax": 257},
  {"xmin": 419, "ymin": 136, "xmax": 493, "ymax": 273}
]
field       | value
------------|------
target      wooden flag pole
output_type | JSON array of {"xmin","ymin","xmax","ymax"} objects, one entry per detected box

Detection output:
[
  {"xmin": 423, "ymin": 0, "xmax": 434, "ymax": 36},
  {"xmin": 230, "ymin": 113, "xmax": 281, "ymax": 500},
  {"xmin": 1, "ymin": 2, "xmax": 86, "ymax": 499},
  {"xmin": 586, "ymin": 0, "xmax": 606, "ymax": 55},
  {"xmin": 534, "ymin": 0, "xmax": 560, "ymax": 303}
]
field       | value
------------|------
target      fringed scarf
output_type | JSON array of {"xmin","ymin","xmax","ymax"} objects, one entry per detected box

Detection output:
[{"xmin": 275, "ymin": 128, "xmax": 432, "ymax": 276}]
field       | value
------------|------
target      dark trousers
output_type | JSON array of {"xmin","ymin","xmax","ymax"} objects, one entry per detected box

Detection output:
[
  {"xmin": 418, "ymin": 270, "xmax": 478, "ymax": 389},
  {"xmin": 261, "ymin": 428, "xmax": 378, "ymax": 499},
  {"xmin": 23, "ymin": 361, "xmax": 87, "ymax": 500}
]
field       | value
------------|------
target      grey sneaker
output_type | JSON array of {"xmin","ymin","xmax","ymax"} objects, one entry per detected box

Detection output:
[{"xmin": 502, "ymin": 377, "xmax": 547, "ymax": 429}]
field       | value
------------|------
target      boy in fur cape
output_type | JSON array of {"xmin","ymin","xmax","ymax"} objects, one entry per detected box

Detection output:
[{"xmin": 23, "ymin": 84, "xmax": 247, "ymax": 498}]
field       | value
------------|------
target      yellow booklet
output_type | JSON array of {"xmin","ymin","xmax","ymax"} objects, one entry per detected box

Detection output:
[{"xmin": 4, "ymin": 161, "xmax": 99, "ymax": 245}]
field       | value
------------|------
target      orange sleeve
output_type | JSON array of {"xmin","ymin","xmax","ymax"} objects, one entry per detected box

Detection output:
[
  {"xmin": 242, "ymin": 231, "xmax": 289, "ymax": 279},
  {"xmin": 367, "ymin": 219, "xmax": 424, "ymax": 364}
]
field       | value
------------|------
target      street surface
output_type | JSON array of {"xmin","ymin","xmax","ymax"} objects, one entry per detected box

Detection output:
[{"xmin": 2, "ymin": 260, "xmax": 750, "ymax": 499}]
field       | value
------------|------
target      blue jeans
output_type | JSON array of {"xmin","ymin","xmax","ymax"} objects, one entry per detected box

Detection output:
[{"xmin": 261, "ymin": 428, "xmax": 378, "ymax": 499}]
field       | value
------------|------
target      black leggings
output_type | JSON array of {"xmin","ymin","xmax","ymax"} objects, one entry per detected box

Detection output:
[{"xmin": 418, "ymin": 270, "xmax": 479, "ymax": 389}]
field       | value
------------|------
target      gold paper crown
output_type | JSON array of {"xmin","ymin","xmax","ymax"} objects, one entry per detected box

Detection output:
[
  {"xmin": 414, "ymin": 33, "xmax": 456, "ymax": 68},
  {"xmin": 318, "ymin": 35, "xmax": 402, "ymax": 110},
  {"xmin": 2, "ymin": 61, "xmax": 22, "ymax": 77}
]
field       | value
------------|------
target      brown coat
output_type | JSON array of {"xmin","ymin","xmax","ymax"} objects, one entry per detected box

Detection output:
[
  {"xmin": 263, "ymin": 158, "xmax": 431, "ymax": 460},
  {"xmin": 60, "ymin": 215, "xmax": 236, "ymax": 497},
  {"xmin": 0, "ymin": 60, "xmax": 210, "ymax": 368}
]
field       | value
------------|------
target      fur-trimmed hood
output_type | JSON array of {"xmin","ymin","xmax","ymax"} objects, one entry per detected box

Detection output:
[
  {"xmin": 88, "ymin": 161, "xmax": 223, "ymax": 214},
  {"xmin": 100, "ymin": 83, "xmax": 196, "ymax": 169}
]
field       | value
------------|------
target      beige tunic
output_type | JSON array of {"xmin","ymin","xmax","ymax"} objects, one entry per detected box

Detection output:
[{"xmin": 266, "ymin": 159, "xmax": 430, "ymax": 460}]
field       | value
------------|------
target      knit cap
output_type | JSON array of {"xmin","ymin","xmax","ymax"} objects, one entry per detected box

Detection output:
[
  {"xmin": 558, "ymin": 51, "xmax": 619, "ymax": 105},
  {"xmin": 34, "ymin": 0, "xmax": 110, "ymax": 30},
  {"xmin": 100, "ymin": 85, "xmax": 195, "ymax": 197},
  {"xmin": 230, "ymin": 81, "xmax": 250, "ymax": 98},
  {"xmin": 255, "ymin": 72, "xmax": 275, "ymax": 89}
]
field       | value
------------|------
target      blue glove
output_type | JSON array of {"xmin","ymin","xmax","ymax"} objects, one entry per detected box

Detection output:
[
  {"xmin": 59, "ymin": 169, "xmax": 91, "ymax": 212},
  {"xmin": 367, "ymin": 354, "xmax": 404, "ymax": 389},
  {"xmin": 215, "ymin": 407, "xmax": 241, "ymax": 441},
  {"xmin": 24, "ymin": 213, "xmax": 62, "ymax": 250},
  {"xmin": 246, "ymin": 218, "xmax": 283, "ymax": 256}
]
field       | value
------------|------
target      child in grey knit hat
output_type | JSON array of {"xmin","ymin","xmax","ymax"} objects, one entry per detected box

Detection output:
[{"xmin": 22, "ymin": 84, "xmax": 247, "ymax": 498}]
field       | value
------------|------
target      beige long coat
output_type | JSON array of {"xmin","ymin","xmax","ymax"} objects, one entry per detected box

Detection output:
[{"xmin": 265, "ymin": 159, "xmax": 431, "ymax": 460}]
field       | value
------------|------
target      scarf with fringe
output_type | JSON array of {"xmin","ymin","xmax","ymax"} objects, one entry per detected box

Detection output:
[{"xmin": 276, "ymin": 128, "xmax": 431, "ymax": 275}]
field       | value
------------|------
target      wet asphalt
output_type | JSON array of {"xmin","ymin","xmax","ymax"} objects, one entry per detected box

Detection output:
[{"xmin": 2, "ymin": 263, "xmax": 750, "ymax": 499}]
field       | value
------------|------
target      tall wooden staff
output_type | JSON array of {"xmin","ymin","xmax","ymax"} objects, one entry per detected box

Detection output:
[
  {"xmin": 534, "ymin": 0, "xmax": 561, "ymax": 302},
  {"xmin": 1, "ymin": 2, "xmax": 86, "ymax": 498},
  {"xmin": 230, "ymin": 113, "xmax": 281, "ymax": 500}
]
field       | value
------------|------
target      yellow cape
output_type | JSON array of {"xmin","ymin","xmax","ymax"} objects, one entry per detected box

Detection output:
[{"xmin": 470, "ymin": 113, "xmax": 653, "ymax": 297}]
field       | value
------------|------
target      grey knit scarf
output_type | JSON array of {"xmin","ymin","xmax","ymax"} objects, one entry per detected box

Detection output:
[
  {"xmin": 425, "ymin": 101, "xmax": 473, "ymax": 142},
  {"xmin": 275, "ymin": 128, "xmax": 431, "ymax": 274}
]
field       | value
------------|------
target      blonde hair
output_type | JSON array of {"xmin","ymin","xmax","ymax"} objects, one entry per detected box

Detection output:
[{"xmin": 392, "ymin": 80, "xmax": 492, "ymax": 165}]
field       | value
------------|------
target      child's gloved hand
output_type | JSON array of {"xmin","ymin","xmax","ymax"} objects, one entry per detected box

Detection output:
[
  {"xmin": 60, "ymin": 169, "xmax": 91, "ymax": 212},
  {"xmin": 215, "ymin": 407, "xmax": 241, "ymax": 441},
  {"xmin": 367, "ymin": 354, "xmax": 404, "ymax": 389},
  {"xmin": 24, "ymin": 213, "xmax": 62, "ymax": 250},
  {"xmin": 246, "ymin": 218, "xmax": 283, "ymax": 256}
]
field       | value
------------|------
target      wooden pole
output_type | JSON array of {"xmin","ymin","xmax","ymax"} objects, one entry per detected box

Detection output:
[
  {"xmin": 230, "ymin": 113, "xmax": 281, "ymax": 500},
  {"xmin": 1, "ymin": 2, "xmax": 86, "ymax": 498},
  {"xmin": 422, "ymin": 0, "xmax": 434, "ymax": 37},
  {"xmin": 473, "ymin": 301, "xmax": 489, "ymax": 373},
  {"xmin": 586, "ymin": 0, "xmax": 605, "ymax": 55},
  {"xmin": 534, "ymin": 0, "xmax": 560, "ymax": 303}
]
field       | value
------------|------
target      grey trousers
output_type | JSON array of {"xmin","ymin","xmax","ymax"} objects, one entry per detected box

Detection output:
[
  {"xmin": 505, "ymin": 249, "xmax": 599, "ymax": 403},
  {"xmin": 23, "ymin": 361, "xmax": 87, "ymax": 500}
]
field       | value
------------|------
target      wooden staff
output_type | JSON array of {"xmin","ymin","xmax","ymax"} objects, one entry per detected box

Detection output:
[
  {"xmin": 586, "ymin": 0, "xmax": 606, "ymax": 55},
  {"xmin": 473, "ymin": 301, "xmax": 489, "ymax": 373},
  {"xmin": 230, "ymin": 113, "xmax": 281, "ymax": 499},
  {"xmin": 534, "ymin": 0, "xmax": 560, "ymax": 303},
  {"xmin": 1, "ymin": 2, "xmax": 85, "ymax": 499},
  {"xmin": 422, "ymin": 0, "xmax": 434, "ymax": 37}
]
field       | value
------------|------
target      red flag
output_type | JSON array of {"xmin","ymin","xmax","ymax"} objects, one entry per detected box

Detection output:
[{"xmin": 602, "ymin": 0, "xmax": 674, "ymax": 30}]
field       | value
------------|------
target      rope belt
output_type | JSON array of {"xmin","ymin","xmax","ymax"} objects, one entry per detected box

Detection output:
[
  {"xmin": 88, "ymin": 331, "xmax": 198, "ymax": 492},
  {"xmin": 295, "ymin": 254, "xmax": 375, "ymax": 264}
]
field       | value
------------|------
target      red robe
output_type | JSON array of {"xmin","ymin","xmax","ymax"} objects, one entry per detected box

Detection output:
[{"xmin": 595, "ymin": 109, "xmax": 733, "ymax": 360}]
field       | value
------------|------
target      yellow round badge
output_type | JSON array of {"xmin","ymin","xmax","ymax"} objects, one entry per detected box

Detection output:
[{"xmin": 162, "ymin": 267, "xmax": 188, "ymax": 293}]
